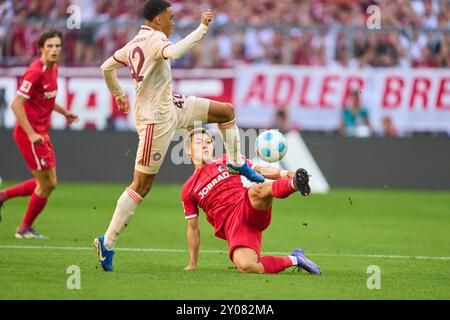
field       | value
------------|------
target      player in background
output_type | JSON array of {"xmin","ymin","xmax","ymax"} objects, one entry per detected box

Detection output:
[
  {"xmin": 94, "ymin": 0, "xmax": 264, "ymax": 271},
  {"xmin": 181, "ymin": 128, "xmax": 321, "ymax": 275},
  {"xmin": 0, "ymin": 29, "xmax": 79, "ymax": 239}
]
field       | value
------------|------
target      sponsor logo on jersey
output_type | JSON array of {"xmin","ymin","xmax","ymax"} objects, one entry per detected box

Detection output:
[
  {"xmin": 218, "ymin": 166, "xmax": 225, "ymax": 173},
  {"xmin": 198, "ymin": 171, "xmax": 230, "ymax": 200},
  {"xmin": 43, "ymin": 90, "xmax": 57, "ymax": 99}
]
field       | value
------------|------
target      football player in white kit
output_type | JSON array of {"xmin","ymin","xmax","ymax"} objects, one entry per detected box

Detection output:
[{"xmin": 93, "ymin": 0, "xmax": 264, "ymax": 271}]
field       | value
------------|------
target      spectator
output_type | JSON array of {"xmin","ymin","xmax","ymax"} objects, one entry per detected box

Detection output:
[
  {"xmin": 339, "ymin": 90, "xmax": 371, "ymax": 137},
  {"xmin": 380, "ymin": 115, "xmax": 399, "ymax": 137},
  {"xmin": 0, "ymin": 0, "xmax": 449, "ymax": 68}
]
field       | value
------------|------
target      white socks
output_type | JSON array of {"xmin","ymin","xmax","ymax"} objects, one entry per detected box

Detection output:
[
  {"xmin": 218, "ymin": 119, "xmax": 245, "ymax": 166},
  {"xmin": 104, "ymin": 188, "xmax": 142, "ymax": 250},
  {"xmin": 288, "ymin": 255, "xmax": 298, "ymax": 266}
]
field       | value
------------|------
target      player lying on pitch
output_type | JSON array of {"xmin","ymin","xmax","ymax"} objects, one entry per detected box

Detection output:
[{"xmin": 181, "ymin": 128, "xmax": 321, "ymax": 275}]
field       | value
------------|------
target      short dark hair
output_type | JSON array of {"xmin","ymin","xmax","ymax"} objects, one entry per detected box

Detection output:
[
  {"xmin": 142, "ymin": 0, "xmax": 171, "ymax": 21},
  {"xmin": 38, "ymin": 28, "xmax": 63, "ymax": 48}
]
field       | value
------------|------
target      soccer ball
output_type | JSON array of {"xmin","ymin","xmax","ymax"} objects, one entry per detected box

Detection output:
[{"xmin": 255, "ymin": 130, "xmax": 288, "ymax": 163}]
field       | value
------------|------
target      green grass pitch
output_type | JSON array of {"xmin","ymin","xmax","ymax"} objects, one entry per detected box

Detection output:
[{"xmin": 0, "ymin": 182, "xmax": 449, "ymax": 299}]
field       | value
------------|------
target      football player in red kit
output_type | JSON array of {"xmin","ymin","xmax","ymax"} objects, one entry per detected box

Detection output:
[
  {"xmin": 181, "ymin": 128, "xmax": 321, "ymax": 275},
  {"xmin": 0, "ymin": 29, "xmax": 78, "ymax": 239}
]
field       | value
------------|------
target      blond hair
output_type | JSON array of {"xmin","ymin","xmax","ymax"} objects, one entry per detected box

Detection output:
[{"xmin": 184, "ymin": 127, "xmax": 214, "ymax": 155}]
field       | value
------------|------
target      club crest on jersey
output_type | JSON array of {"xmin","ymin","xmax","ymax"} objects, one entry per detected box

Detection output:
[
  {"xmin": 198, "ymin": 171, "xmax": 230, "ymax": 200},
  {"xmin": 153, "ymin": 153, "xmax": 162, "ymax": 161}
]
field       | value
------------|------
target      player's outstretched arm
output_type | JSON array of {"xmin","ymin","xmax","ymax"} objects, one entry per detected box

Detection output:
[
  {"xmin": 184, "ymin": 217, "xmax": 200, "ymax": 270},
  {"xmin": 255, "ymin": 166, "xmax": 295, "ymax": 180},
  {"xmin": 100, "ymin": 57, "xmax": 129, "ymax": 113},
  {"xmin": 163, "ymin": 10, "xmax": 214, "ymax": 60}
]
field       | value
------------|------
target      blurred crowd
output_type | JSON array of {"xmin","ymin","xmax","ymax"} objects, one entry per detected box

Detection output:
[{"xmin": 0, "ymin": 0, "xmax": 449, "ymax": 67}]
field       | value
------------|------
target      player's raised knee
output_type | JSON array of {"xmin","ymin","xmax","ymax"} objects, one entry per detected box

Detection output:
[
  {"xmin": 224, "ymin": 102, "xmax": 235, "ymax": 120},
  {"xmin": 217, "ymin": 102, "xmax": 235, "ymax": 123},
  {"xmin": 250, "ymin": 183, "xmax": 271, "ymax": 200}
]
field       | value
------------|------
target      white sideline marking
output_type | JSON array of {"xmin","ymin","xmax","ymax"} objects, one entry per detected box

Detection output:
[{"xmin": 0, "ymin": 244, "xmax": 449, "ymax": 261}]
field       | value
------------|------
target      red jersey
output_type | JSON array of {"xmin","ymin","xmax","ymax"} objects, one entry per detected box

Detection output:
[
  {"xmin": 16, "ymin": 59, "xmax": 58, "ymax": 134},
  {"xmin": 182, "ymin": 155, "xmax": 255, "ymax": 239}
]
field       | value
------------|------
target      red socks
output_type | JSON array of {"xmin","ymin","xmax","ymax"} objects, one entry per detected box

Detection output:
[
  {"xmin": 259, "ymin": 256, "xmax": 294, "ymax": 274},
  {"xmin": 19, "ymin": 192, "xmax": 48, "ymax": 232},
  {"xmin": 1, "ymin": 179, "xmax": 36, "ymax": 201},
  {"xmin": 272, "ymin": 178, "xmax": 296, "ymax": 199}
]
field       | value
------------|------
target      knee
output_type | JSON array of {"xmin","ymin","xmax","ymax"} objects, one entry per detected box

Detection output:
[
  {"xmin": 48, "ymin": 179, "xmax": 57, "ymax": 192},
  {"xmin": 43, "ymin": 178, "xmax": 57, "ymax": 192},
  {"xmin": 222, "ymin": 103, "xmax": 235, "ymax": 122},
  {"xmin": 36, "ymin": 179, "xmax": 57, "ymax": 197},
  {"xmin": 250, "ymin": 184, "xmax": 271, "ymax": 201},
  {"xmin": 235, "ymin": 260, "xmax": 255, "ymax": 273}
]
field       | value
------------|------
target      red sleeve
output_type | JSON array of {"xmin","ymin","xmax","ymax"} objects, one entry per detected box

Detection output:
[
  {"xmin": 17, "ymin": 68, "xmax": 41, "ymax": 99},
  {"xmin": 182, "ymin": 184, "xmax": 199, "ymax": 220}
]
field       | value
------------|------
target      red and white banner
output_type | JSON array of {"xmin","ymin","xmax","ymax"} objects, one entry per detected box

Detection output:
[
  {"xmin": 0, "ymin": 68, "xmax": 233, "ymax": 131},
  {"xmin": 1, "ymin": 66, "xmax": 449, "ymax": 133},
  {"xmin": 234, "ymin": 66, "xmax": 450, "ymax": 133}
]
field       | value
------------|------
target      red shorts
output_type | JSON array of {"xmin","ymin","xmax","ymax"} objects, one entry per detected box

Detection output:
[
  {"xmin": 223, "ymin": 190, "xmax": 272, "ymax": 261},
  {"xmin": 13, "ymin": 126, "xmax": 56, "ymax": 171}
]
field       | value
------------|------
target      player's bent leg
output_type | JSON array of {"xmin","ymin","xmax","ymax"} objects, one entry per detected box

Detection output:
[
  {"xmin": 129, "ymin": 170, "xmax": 156, "ymax": 198},
  {"xmin": 232, "ymin": 247, "xmax": 265, "ymax": 274},
  {"xmin": 0, "ymin": 179, "xmax": 36, "ymax": 202},
  {"xmin": 0, "ymin": 179, "xmax": 36, "ymax": 223},
  {"xmin": 32, "ymin": 168, "xmax": 57, "ymax": 198},
  {"xmin": 95, "ymin": 170, "xmax": 153, "ymax": 271},
  {"xmin": 248, "ymin": 183, "xmax": 273, "ymax": 211},
  {"xmin": 271, "ymin": 178, "xmax": 297, "ymax": 199},
  {"xmin": 206, "ymin": 100, "xmax": 234, "ymax": 124},
  {"xmin": 259, "ymin": 255, "xmax": 297, "ymax": 274},
  {"xmin": 233, "ymin": 247, "xmax": 301, "ymax": 274},
  {"xmin": 209, "ymin": 102, "xmax": 264, "ymax": 182}
]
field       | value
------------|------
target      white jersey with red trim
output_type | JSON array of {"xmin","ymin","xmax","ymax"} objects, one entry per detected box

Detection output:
[{"xmin": 113, "ymin": 25, "xmax": 174, "ymax": 124}]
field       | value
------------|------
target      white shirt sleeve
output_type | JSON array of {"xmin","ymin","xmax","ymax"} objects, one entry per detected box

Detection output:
[
  {"xmin": 160, "ymin": 24, "xmax": 209, "ymax": 60},
  {"xmin": 100, "ymin": 56, "xmax": 126, "ymax": 98}
]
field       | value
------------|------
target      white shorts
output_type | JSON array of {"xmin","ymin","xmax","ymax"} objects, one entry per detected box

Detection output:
[{"xmin": 135, "ymin": 95, "xmax": 210, "ymax": 174}]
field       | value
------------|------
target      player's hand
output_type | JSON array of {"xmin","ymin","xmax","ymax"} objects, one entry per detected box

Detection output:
[
  {"xmin": 201, "ymin": 9, "xmax": 214, "ymax": 26},
  {"xmin": 28, "ymin": 132, "xmax": 44, "ymax": 145},
  {"xmin": 65, "ymin": 112, "xmax": 79, "ymax": 125},
  {"xmin": 115, "ymin": 94, "xmax": 130, "ymax": 114},
  {"xmin": 183, "ymin": 263, "xmax": 197, "ymax": 271}
]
